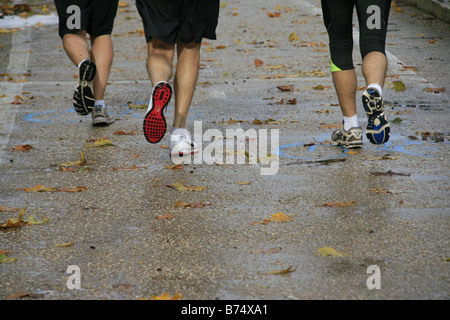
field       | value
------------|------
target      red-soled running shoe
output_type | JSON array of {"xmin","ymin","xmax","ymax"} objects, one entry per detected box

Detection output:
[{"xmin": 143, "ymin": 81, "xmax": 172, "ymax": 144}]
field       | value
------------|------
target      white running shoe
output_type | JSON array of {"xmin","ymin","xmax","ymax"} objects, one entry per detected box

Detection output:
[{"xmin": 169, "ymin": 132, "xmax": 199, "ymax": 157}]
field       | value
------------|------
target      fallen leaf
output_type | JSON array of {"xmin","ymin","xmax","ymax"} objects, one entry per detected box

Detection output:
[
  {"xmin": 59, "ymin": 152, "xmax": 87, "ymax": 167},
  {"xmin": 267, "ymin": 266, "xmax": 294, "ymax": 275},
  {"xmin": 164, "ymin": 164, "xmax": 183, "ymax": 170},
  {"xmin": 289, "ymin": 32, "xmax": 299, "ymax": 41},
  {"xmin": 111, "ymin": 165, "xmax": 145, "ymax": 171},
  {"xmin": 150, "ymin": 292, "xmax": 184, "ymax": 300},
  {"xmin": 0, "ymin": 208, "xmax": 25, "ymax": 228},
  {"xmin": 277, "ymin": 85, "xmax": 294, "ymax": 92},
  {"xmin": 85, "ymin": 138, "xmax": 113, "ymax": 148},
  {"xmin": 370, "ymin": 170, "xmax": 410, "ymax": 177},
  {"xmin": 313, "ymin": 84, "xmax": 324, "ymax": 90},
  {"xmin": 0, "ymin": 253, "xmax": 16, "ymax": 263},
  {"xmin": 317, "ymin": 246, "xmax": 348, "ymax": 257},
  {"xmin": 24, "ymin": 216, "xmax": 48, "ymax": 225},
  {"xmin": 5, "ymin": 292, "xmax": 44, "ymax": 299},
  {"xmin": 113, "ymin": 130, "xmax": 137, "ymax": 135},
  {"xmin": 17, "ymin": 184, "xmax": 87, "ymax": 192},
  {"xmin": 270, "ymin": 212, "xmax": 293, "ymax": 222},
  {"xmin": 128, "ymin": 103, "xmax": 146, "ymax": 109},
  {"xmin": 393, "ymin": 81, "xmax": 406, "ymax": 92},
  {"xmin": 254, "ymin": 58, "xmax": 264, "ymax": 66},
  {"xmin": 218, "ymin": 118, "xmax": 246, "ymax": 125},
  {"xmin": 425, "ymin": 87, "xmax": 446, "ymax": 93},
  {"xmin": 10, "ymin": 144, "xmax": 33, "ymax": 151},
  {"xmin": 0, "ymin": 206, "xmax": 20, "ymax": 212},
  {"xmin": 54, "ymin": 241, "xmax": 74, "ymax": 248},
  {"xmin": 391, "ymin": 117, "xmax": 402, "ymax": 124},
  {"xmin": 168, "ymin": 181, "xmax": 206, "ymax": 192},
  {"xmin": 155, "ymin": 214, "xmax": 175, "ymax": 220}
]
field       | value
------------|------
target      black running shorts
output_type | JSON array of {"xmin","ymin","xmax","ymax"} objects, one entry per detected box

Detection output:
[
  {"xmin": 136, "ymin": 0, "xmax": 220, "ymax": 44},
  {"xmin": 54, "ymin": 0, "xmax": 119, "ymax": 38}
]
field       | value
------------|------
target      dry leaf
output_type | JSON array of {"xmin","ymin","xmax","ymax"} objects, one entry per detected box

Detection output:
[
  {"xmin": 150, "ymin": 292, "xmax": 184, "ymax": 300},
  {"xmin": 0, "ymin": 208, "xmax": 25, "ymax": 228},
  {"xmin": 277, "ymin": 85, "xmax": 294, "ymax": 92},
  {"xmin": 267, "ymin": 266, "xmax": 294, "ymax": 275},
  {"xmin": 168, "ymin": 182, "xmax": 206, "ymax": 192},
  {"xmin": 317, "ymin": 246, "xmax": 348, "ymax": 257},
  {"xmin": 164, "ymin": 164, "xmax": 183, "ymax": 170},
  {"xmin": 155, "ymin": 214, "xmax": 176, "ymax": 220},
  {"xmin": 54, "ymin": 241, "xmax": 74, "ymax": 248},
  {"xmin": 370, "ymin": 170, "xmax": 410, "ymax": 177},
  {"xmin": 10, "ymin": 144, "xmax": 33, "ymax": 151}
]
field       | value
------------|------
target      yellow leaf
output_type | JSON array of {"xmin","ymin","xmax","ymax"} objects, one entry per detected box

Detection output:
[
  {"xmin": 289, "ymin": 32, "xmax": 299, "ymax": 41},
  {"xmin": 267, "ymin": 266, "xmax": 294, "ymax": 275},
  {"xmin": 270, "ymin": 212, "xmax": 293, "ymax": 222},
  {"xmin": 150, "ymin": 292, "xmax": 184, "ymax": 300},
  {"xmin": 317, "ymin": 246, "xmax": 348, "ymax": 257},
  {"xmin": 168, "ymin": 181, "xmax": 206, "ymax": 192}
]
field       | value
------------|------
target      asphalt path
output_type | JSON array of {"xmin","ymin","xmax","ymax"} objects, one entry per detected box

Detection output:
[{"xmin": 0, "ymin": 0, "xmax": 448, "ymax": 302}]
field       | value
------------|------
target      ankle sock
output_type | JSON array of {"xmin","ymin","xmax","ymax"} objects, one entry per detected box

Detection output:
[
  {"xmin": 94, "ymin": 100, "xmax": 105, "ymax": 107},
  {"xmin": 343, "ymin": 114, "xmax": 359, "ymax": 131},
  {"xmin": 367, "ymin": 83, "xmax": 383, "ymax": 96},
  {"xmin": 171, "ymin": 127, "xmax": 188, "ymax": 139}
]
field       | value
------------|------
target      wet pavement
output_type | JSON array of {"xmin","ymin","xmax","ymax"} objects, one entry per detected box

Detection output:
[{"xmin": 0, "ymin": 0, "xmax": 449, "ymax": 301}]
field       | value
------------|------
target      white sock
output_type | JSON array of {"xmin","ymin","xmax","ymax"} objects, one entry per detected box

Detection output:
[
  {"xmin": 171, "ymin": 127, "xmax": 189, "ymax": 139},
  {"xmin": 94, "ymin": 100, "xmax": 105, "ymax": 107},
  {"xmin": 367, "ymin": 83, "xmax": 383, "ymax": 96},
  {"xmin": 343, "ymin": 114, "xmax": 359, "ymax": 131}
]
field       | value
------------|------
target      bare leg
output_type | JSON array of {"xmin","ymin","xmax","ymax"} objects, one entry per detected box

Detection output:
[
  {"xmin": 362, "ymin": 51, "xmax": 388, "ymax": 88},
  {"xmin": 173, "ymin": 41, "xmax": 201, "ymax": 128},
  {"xmin": 90, "ymin": 35, "xmax": 114, "ymax": 101},
  {"xmin": 62, "ymin": 31, "xmax": 89, "ymax": 66},
  {"xmin": 146, "ymin": 38, "xmax": 175, "ymax": 85},
  {"xmin": 332, "ymin": 69, "xmax": 358, "ymax": 117}
]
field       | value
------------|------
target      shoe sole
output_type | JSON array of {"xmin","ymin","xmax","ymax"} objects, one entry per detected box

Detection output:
[
  {"xmin": 143, "ymin": 82, "xmax": 172, "ymax": 144},
  {"xmin": 363, "ymin": 90, "xmax": 390, "ymax": 144},
  {"xmin": 92, "ymin": 117, "xmax": 110, "ymax": 127},
  {"xmin": 73, "ymin": 61, "xmax": 96, "ymax": 116},
  {"xmin": 331, "ymin": 140, "xmax": 363, "ymax": 149}
]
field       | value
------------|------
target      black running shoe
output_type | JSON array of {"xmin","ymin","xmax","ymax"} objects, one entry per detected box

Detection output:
[
  {"xmin": 362, "ymin": 88, "xmax": 390, "ymax": 144},
  {"xmin": 73, "ymin": 59, "xmax": 96, "ymax": 115}
]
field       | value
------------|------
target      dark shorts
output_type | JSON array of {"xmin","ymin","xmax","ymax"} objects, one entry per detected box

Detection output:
[
  {"xmin": 54, "ymin": 0, "xmax": 119, "ymax": 39},
  {"xmin": 321, "ymin": 0, "xmax": 391, "ymax": 70},
  {"xmin": 136, "ymin": 0, "xmax": 220, "ymax": 44}
]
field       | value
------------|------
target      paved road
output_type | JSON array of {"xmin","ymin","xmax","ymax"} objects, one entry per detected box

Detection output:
[{"xmin": 0, "ymin": 0, "xmax": 448, "ymax": 301}]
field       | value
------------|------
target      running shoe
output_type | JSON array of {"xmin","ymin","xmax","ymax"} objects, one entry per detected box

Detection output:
[
  {"xmin": 169, "ymin": 132, "xmax": 199, "ymax": 157},
  {"xmin": 91, "ymin": 105, "xmax": 112, "ymax": 127},
  {"xmin": 331, "ymin": 126, "xmax": 363, "ymax": 148},
  {"xmin": 143, "ymin": 81, "xmax": 172, "ymax": 143},
  {"xmin": 362, "ymin": 88, "xmax": 390, "ymax": 144},
  {"xmin": 73, "ymin": 59, "xmax": 96, "ymax": 115}
]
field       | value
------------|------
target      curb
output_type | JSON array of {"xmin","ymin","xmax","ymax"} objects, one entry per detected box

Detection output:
[{"xmin": 403, "ymin": 0, "xmax": 450, "ymax": 23}]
